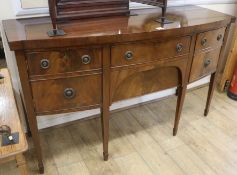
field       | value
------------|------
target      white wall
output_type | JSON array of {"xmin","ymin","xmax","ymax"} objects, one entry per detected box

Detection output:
[
  {"xmin": 200, "ymin": 4, "xmax": 237, "ymax": 15},
  {"xmin": 1, "ymin": 2, "xmax": 237, "ymax": 130},
  {"xmin": 0, "ymin": 0, "xmax": 15, "ymax": 20},
  {"xmin": 21, "ymin": 0, "xmax": 47, "ymax": 9}
]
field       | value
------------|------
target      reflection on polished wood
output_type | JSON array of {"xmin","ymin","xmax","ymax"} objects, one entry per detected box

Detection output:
[
  {"xmin": 2, "ymin": 6, "xmax": 235, "ymax": 173},
  {"xmin": 3, "ymin": 6, "xmax": 235, "ymax": 50}
]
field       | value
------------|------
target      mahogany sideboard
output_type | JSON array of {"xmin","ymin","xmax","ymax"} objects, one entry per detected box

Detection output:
[{"xmin": 3, "ymin": 6, "xmax": 235, "ymax": 173}]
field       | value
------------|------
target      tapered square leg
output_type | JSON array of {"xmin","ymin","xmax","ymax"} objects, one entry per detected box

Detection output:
[
  {"xmin": 173, "ymin": 85, "xmax": 187, "ymax": 136},
  {"xmin": 101, "ymin": 46, "xmax": 110, "ymax": 161},
  {"xmin": 204, "ymin": 73, "xmax": 216, "ymax": 116},
  {"xmin": 101, "ymin": 108, "xmax": 109, "ymax": 161},
  {"xmin": 15, "ymin": 51, "xmax": 44, "ymax": 174}
]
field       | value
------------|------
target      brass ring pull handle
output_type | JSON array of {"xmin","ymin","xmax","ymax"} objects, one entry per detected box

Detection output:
[
  {"xmin": 176, "ymin": 43, "xmax": 183, "ymax": 53},
  {"xmin": 0, "ymin": 125, "xmax": 11, "ymax": 136},
  {"xmin": 217, "ymin": 34, "xmax": 223, "ymax": 41},
  {"xmin": 81, "ymin": 55, "xmax": 92, "ymax": 64},
  {"xmin": 201, "ymin": 38, "xmax": 207, "ymax": 46},
  {"xmin": 125, "ymin": 51, "xmax": 133, "ymax": 60},
  {"xmin": 40, "ymin": 59, "xmax": 50, "ymax": 69},
  {"xmin": 64, "ymin": 88, "xmax": 76, "ymax": 99},
  {"xmin": 204, "ymin": 59, "xmax": 211, "ymax": 67}
]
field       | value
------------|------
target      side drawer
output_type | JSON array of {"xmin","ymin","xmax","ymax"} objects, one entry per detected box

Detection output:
[
  {"xmin": 111, "ymin": 36, "xmax": 191, "ymax": 67},
  {"xmin": 189, "ymin": 49, "xmax": 221, "ymax": 82},
  {"xmin": 195, "ymin": 27, "xmax": 225, "ymax": 51},
  {"xmin": 31, "ymin": 74, "xmax": 102, "ymax": 114},
  {"xmin": 27, "ymin": 48, "xmax": 102, "ymax": 76}
]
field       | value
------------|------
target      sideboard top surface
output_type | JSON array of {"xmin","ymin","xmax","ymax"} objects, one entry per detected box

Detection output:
[{"xmin": 3, "ymin": 6, "xmax": 235, "ymax": 50}]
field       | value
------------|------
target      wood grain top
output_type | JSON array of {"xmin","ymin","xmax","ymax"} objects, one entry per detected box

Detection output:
[
  {"xmin": 3, "ymin": 6, "xmax": 235, "ymax": 50},
  {"xmin": 0, "ymin": 69, "xmax": 28, "ymax": 159}
]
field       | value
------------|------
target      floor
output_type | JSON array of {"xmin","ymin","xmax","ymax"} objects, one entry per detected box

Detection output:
[{"xmin": 1, "ymin": 86, "xmax": 237, "ymax": 175}]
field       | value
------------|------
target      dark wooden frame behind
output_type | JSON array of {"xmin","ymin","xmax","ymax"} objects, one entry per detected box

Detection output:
[{"xmin": 48, "ymin": 0, "xmax": 130, "ymax": 31}]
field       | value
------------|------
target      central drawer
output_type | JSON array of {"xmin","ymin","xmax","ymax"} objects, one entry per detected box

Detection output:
[
  {"xmin": 31, "ymin": 74, "xmax": 102, "ymax": 114},
  {"xmin": 27, "ymin": 47, "xmax": 102, "ymax": 76},
  {"xmin": 111, "ymin": 36, "xmax": 191, "ymax": 67}
]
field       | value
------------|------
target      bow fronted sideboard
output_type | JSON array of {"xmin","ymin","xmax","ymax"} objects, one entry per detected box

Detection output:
[{"xmin": 3, "ymin": 6, "xmax": 235, "ymax": 173}]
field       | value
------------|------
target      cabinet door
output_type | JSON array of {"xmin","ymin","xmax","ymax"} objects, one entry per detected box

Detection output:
[{"xmin": 110, "ymin": 56, "xmax": 188, "ymax": 102}]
